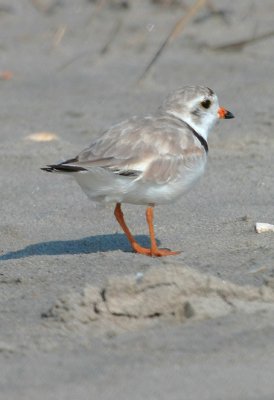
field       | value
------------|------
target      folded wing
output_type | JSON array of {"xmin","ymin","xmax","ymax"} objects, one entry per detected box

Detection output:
[{"xmin": 42, "ymin": 115, "xmax": 206, "ymax": 184}]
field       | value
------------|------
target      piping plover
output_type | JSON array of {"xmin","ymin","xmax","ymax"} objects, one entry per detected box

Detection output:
[{"xmin": 42, "ymin": 86, "xmax": 234, "ymax": 257}]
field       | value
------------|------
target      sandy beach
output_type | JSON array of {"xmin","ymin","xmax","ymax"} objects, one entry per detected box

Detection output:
[{"xmin": 1, "ymin": 1, "xmax": 274, "ymax": 399}]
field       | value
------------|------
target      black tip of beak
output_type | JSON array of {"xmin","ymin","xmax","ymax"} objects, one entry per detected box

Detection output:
[{"xmin": 225, "ymin": 110, "xmax": 235, "ymax": 119}]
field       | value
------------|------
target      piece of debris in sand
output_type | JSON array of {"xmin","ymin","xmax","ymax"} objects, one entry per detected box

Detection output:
[
  {"xmin": 0, "ymin": 70, "xmax": 13, "ymax": 80},
  {"xmin": 255, "ymin": 222, "xmax": 274, "ymax": 234},
  {"xmin": 25, "ymin": 132, "xmax": 58, "ymax": 142}
]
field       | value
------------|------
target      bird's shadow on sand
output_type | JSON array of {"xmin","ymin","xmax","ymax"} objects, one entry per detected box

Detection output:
[{"xmin": 0, "ymin": 234, "xmax": 160, "ymax": 261}]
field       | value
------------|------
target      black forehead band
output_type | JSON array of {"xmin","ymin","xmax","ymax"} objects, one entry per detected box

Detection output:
[{"xmin": 206, "ymin": 87, "xmax": 214, "ymax": 96}]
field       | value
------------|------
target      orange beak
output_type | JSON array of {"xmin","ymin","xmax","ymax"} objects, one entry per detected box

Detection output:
[{"xmin": 218, "ymin": 107, "xmax": 234, "ymax": 119}]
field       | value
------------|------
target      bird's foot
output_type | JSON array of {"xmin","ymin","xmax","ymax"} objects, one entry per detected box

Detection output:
[
  {"xmin": 150, "ymin": 248, "xmax": 181, "ymax": 257},
  {"xmin": 131, "ymin": 242, "xmax": 180, "ymax": 257}
]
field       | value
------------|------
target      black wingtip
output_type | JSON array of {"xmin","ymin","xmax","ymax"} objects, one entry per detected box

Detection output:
[
  {"xmin": 41, "ymin": 164, "xmax": 87, "ymax": 172},
  {"xmin": 41, "ymin": 166, "xmax": 55, "ymax": 172}
]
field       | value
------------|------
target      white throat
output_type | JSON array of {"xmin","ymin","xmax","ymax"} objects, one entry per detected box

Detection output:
[{"xmin": 167, "ymin": 110, "xmax": 215, "ymax": 140}]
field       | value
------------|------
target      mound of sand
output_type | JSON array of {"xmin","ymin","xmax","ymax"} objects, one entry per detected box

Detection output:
[{"xmin": 43, "ymin": 265, "xmax": 274, "ymax": 334}]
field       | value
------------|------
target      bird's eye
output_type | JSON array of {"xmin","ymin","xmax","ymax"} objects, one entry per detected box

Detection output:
[{"xmin": 201, "ymin": 99, "xmax": 211, "ymax": 109}]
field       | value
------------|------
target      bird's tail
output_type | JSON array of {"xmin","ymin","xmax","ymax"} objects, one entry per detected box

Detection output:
[
  {"xmin": 41, "ymin": 157, "xmax": 87, "ymax": 173},
  {"xmin": 41, "ymin": 164, "xmax": 86, "ymax": 173}
]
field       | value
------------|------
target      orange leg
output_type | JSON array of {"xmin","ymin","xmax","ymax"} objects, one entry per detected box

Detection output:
[
  {"xmin": 114, "ymin": 203, "xmax": 151, "ymax": 255},
  {"xmin": 146, "ymin": 206, "xmax": 180, "ymax": 257},
  {"xmin": 114, "ymin": 203, "xmax": 180, "ymax": 257}
]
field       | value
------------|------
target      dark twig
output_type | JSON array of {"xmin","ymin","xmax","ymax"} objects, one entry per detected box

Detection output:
[
  {"xmin": 137, "ymin": 0, "xmax": 207, "ymax": 84},
  {"xmin": 100, "ymin": 19, "xmax": 123, "ymax": 55},
  {"xmin": 210, "ymin": 30, "xmax": 274, "ymax": 52}
]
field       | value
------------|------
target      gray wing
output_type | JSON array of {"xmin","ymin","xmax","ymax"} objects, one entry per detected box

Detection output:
[{"xmin": 53, "ymin": 115, "xmax": 206, "ymax": 183}]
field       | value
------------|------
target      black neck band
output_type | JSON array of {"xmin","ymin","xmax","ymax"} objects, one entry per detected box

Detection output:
[
  {"xmin": 193, "ymin": 129, "xmax": 208, "ymax": 153},
  {"xmin": 185, "ymin": 122, "xmax": 208, "ymax": 153},
  {"xmin": 169, "ymin": 114, "xmax": 209, "ymax": 153}
]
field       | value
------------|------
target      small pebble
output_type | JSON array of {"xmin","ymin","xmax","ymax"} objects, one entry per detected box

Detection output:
[{"xmin": 136, "ymin": 272, "xmax": 144, "ymax": 284}]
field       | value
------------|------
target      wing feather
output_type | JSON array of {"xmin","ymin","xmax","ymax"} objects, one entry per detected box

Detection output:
[{"xmin": 56, "ymin": 115, "xmax": 206, "ymax": 182}]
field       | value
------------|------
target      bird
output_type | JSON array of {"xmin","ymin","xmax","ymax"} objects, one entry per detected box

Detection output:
[{"xmin": 42, "ymin": 86, "xmax": 234, "ymax": 257}]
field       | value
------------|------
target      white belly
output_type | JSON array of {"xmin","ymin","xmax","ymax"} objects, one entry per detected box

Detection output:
[{"xmin": 74, "ymin": 160, "xmax": 206, "ymax": 206}]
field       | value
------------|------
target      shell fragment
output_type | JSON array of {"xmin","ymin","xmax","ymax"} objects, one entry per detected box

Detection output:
[{"xmin": 255, "ymin": 222, "xmax": 274, "ymax": 234}]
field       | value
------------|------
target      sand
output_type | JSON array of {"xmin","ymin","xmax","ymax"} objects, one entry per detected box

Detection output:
[{"xmin": 1, "ymin": 1, "xmax": 274, "ymax": 399}]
